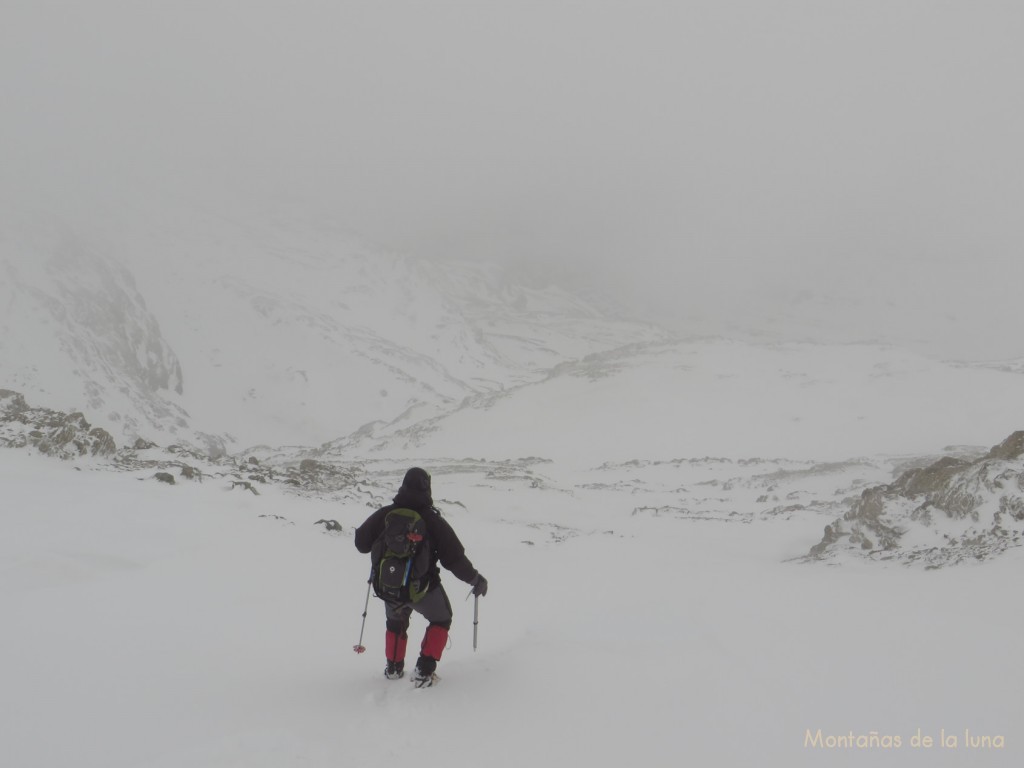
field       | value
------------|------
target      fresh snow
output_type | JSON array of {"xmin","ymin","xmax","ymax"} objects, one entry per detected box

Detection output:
[
  {"xmin": 336, "ymin": 339, "xmax": 1024, "ymax": 467},
  {"xmin": 2, "ymin": 445, "xmax": 1021, "ymax": 767},
  {"xmin": 4, "ymin": 209, "xmax": 1024, "ymax": 765},
  {"xmin": 3, "ymin": 200, "xmax": 1023, "ymax": 767},
  {"xmin": 4, "ymin": 4, "xmax": 1024, "ymax": 763}
]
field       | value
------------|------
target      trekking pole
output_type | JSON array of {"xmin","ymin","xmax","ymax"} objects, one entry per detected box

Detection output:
[
  {"xmin": 353, "ymin": 574, "xmax": 372, "ymax": 654},
  {"xmin": 465, "ymin": 587, "xmax": 480, "ymax": 651},
  {"xmin": 473, "ymin": 594, "xmax": 480, "ymax": 652}
]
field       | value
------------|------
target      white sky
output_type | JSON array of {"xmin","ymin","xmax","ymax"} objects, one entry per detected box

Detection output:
[{"xmin": 3, "ymin": 1, "xmax": 1024, "ymax": 357}]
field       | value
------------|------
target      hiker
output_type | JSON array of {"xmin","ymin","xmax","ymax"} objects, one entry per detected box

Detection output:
[{"xmin": 354, "ymin": 467, "xmax": 488, "ymax": 687}]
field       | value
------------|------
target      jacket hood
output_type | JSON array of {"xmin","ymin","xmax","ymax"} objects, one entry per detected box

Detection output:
[{"xmin": 393, "ymin": 467, "xmax": 433, "ymax": 510}]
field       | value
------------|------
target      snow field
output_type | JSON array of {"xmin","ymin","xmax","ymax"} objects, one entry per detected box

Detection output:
[{"xmin": 3, "ymin": 451, "xmax": 1022, "ymax": 766}]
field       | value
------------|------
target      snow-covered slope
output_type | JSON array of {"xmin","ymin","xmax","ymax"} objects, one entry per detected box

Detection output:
[
  {"xmin": 4, "ymin": 198, "xmax": 1024, "ymax": 764},
  {"xmin": 1, "ymin": 204, "xmax": 667, "ymax": 452},
  {"xmin": 2, "ymin": 444, "xmax": 1021, "ymax": 768},
  {"xmin": 322, "ymin": 338, "xmax": 1024, "ymax": 466}
]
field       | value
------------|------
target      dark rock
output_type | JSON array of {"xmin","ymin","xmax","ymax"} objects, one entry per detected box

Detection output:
[
  {"xmin": 180, "ymin": 465, "xmax": 203, "ymax": 481},
  {"xmin": 809, "ymin": 523, "xmax": 844, "ymax": 557},
  {"xmin": 0, "ymin": 389, "xmax": 29, "ymax": 417},
  {"xmin": 892, "ymin": 456, "xmax": 970, "ymax": 497},
  {"xmin": 88, "ymin": 427, "xmax": 117, "ymax": 457},
  {"xmin": 987, "ymin": 431, "xmax": 1024, "ymax": 462},
  {"xmin": 230, "ymin": 480, "xmax": 260, "ymax": 495},
  {"xmin": 155, "ymin": 472, "xmax": 175, "ymax": 484},
  {"xmin": 999, "ymin": 496, "xmax": 1024, "ymax": 521}
]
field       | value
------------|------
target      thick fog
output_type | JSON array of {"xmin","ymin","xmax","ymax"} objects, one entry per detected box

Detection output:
[{"xmin": 3, "ymin": 2, "xmax": 1023, "ymax": 359}]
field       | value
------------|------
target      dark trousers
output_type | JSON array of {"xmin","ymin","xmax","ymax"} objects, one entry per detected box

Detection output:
[
  {"xmin": 384, "ymin": 584, "xmax": 453, "ymax": 667},
  {"xmin": 385, "ymin": 583, "xmax": 453, "ymax": 632}
]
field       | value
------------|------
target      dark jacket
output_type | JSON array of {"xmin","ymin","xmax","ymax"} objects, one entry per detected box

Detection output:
[{"xmin": 354, "ymin": 469, "xmax": 479, "ymax": 590}]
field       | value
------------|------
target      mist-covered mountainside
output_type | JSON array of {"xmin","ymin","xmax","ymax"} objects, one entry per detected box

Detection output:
[
  {"xmin": 1, "ymin": 205, "xmax": 668, "ymax": 454},
  {"xmin": 4, "ymin": 202, "xmax": 1024, "ymax": 569},
  {"xmin": 0, "ymin": 226, "xmax": 190, "ymax": 442}
]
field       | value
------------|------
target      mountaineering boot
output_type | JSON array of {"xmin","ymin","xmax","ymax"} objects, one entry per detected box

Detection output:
[
  {"xmin": 411, "ymin": 667, "xmax": 439, "ymax": 688},
  {"xmin": 411, "ymin": 654, "xmax": 439, "ymax": 688},
  {"xmin": 384, "ymin": 660, "xmax": 405, "ymax": 680}
]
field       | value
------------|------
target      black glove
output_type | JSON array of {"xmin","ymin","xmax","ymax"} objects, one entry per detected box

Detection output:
[{"xmin": 471, "ymin": 573, "xmax": 488, "ymax": 597}]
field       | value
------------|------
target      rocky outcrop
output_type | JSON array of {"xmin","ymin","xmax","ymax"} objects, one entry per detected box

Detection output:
[
  {"xmin": 0, "ymin": 389, "xmax": 117, "ymax": 458},
  {"xmin": 986, "ymin": 430, "xmax": 1024, "ymax": 461},
  {"xmin": 806, "ymin": 431, "xmax": 1024, "ymax": 567},
  {"xmin": 281, "ymin": 458, "xmax": 361, "ymax": 492}
]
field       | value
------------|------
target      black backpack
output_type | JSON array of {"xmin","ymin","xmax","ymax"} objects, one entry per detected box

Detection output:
[{"xmin": 370, "ymin": 507, "xmax": 432, "ymax": 603}]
